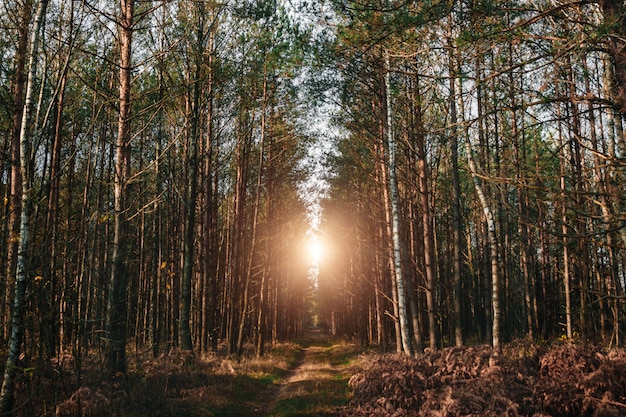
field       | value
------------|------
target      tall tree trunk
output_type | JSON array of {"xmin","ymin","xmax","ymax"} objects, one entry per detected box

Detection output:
[
  {"xmin": 374, "ymin": 79, "xmax": 401, "ymax": 352},
  {"xmin": 506, "ymin": 43, "xmax": 534, "ymax": 340},
  {"xmin": 447, "ymin": 33, "xmax": 464, "ymax": 346},
  {"xmin": 462, "ymin": 69, "xmax": 501, "ymax": 351},
  {"xmin": 237, "ymin": 82, "xmax": 266, "ymax": 355},
  {"xmin": 202, "ymin": 27, "xmax": 217, "ymax": 353},
  {"xmin": 228, "ymin": 102, "xmax": 251, "ymax": 354},
  {"xmin": 385, "ymin": 52, "xmax": 413, "ymax": 356},
  {"xmin": 412, "ymin": 72, "xmax": 438, "ymax": 351},
  {"xmin": 180, "ymin": 3, "xmax": 206, "ymax": 351},
  {"xmin": 465, "ymin": 137, "xmax": 501, "ymax": 351},
  {"xmin": 46, "ymin": 16, "xmax": 74, "ymax": 357},
  {"xmin": 149, "ymin": 23, "xmax": 166, "ymax": 357},
  {"xmin": 3, "ymin": 0, "xmax": 32, "ymax": 343},
  {"xmin": 0, "ymin": 0, "xmax": 49, "ymax": 411},
  {"xmin": 557, "ymin": 106, "xmax": 573, "ymax": 340},
  {"xmin": 254, "ymin": 69, "xmax": 270, "ymax": 357},
  {"xmin": 105, "ymin": 0, "xmax": 134, "ymax": 374}
]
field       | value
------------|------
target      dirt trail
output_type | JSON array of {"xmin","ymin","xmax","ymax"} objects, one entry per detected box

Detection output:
[
  {"xmin": 49, "ymin": 327, "xmax": 366, "ymax": 416},
  {"xmin": 263, "ymin": 328, "xmax": 364, "ymax": 417}
]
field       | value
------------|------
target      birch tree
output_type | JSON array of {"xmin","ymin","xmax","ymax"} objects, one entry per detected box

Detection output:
[
  {"xmin": 385, "ymin": 51, "xmax": 413, "ymax": 356},
  {"xmin": 0, "ymin": 0, "xmax": 49, "ymax": 411}
]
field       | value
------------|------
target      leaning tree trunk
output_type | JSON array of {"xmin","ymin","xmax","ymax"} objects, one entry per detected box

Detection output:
[
  {"xmin": 0, "ymin": 0, "xmax": 49, "ymax": 412},
  {"xmin": 465, "ymin": 135, "xmax": 501, "ymax": 352},
  {"xmin": 460, "ymin": 71, "xmax": 501, "ymax": 352}
]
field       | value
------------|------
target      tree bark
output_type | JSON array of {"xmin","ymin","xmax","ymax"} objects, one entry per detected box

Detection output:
[
  {"xmin": 202, "ymin": 26, "xmax": 217, "ymax": 353},
  {"xmin": 465, "ymin": 138, "xmax": 501, "ymax": 352},
  {"xmin": 447, "ymin": 32, "xmax": 464, "ymax": 346},
  {"xmin": 600, "ymin": 0, "xmax": 626, "ymax": 116},
  {"xmin": 557, "ymin": 111, "xmax": 573, "ymax": 341},
  {"xmin": 0, "ymin": 0, "xmax": 49, "ymax": 411},
  {"xmin": 105, "ymin": 0, "xmax": 134, "ymax": 374},
  {"xmin": 462, "ymin": 70, "xmax": 501, "ymax": 351},
  {"xmin": 385, "ymin": 51, "xmax": 413, "ymax": 356},
  {"xmin": 375, "ymin": 111, "xmax": 401, "ymax": 353},
  {"xmin": 180, "ymin": 2, "xmax": 206, "ymax": 352},
  {"xmin": 412, "ymin": 71, "xmax": 438, "ymax": 351},
  {"xmin": 3, "ymin": 0, "xmax": 32, "ymax": 343}
]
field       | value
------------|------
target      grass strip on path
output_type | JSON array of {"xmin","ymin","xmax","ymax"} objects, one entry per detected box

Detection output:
[{"xmin": 263, "ymin": 328, "xmax": 368, "ymax": 417}]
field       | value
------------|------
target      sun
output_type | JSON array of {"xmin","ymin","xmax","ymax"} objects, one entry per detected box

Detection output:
[{"xmin": 306, "ymin": 234, "xmax": 324, "ymax": 266}]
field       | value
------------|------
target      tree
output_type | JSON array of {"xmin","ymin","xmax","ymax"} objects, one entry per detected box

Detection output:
[
  {"xmin": 0, "ymin": 0, "xmax": 49, "ymax": 411},
  {"xmin": 385, "ymin": 51, "xmax": 413, "ymax": 356},
  {"xmin": 2, "ymin": 0, "xmax": 33, "ymax": 344},
  {"xmin": 105, "ymin": 0, "xmax": 134, "ymax": 374}
]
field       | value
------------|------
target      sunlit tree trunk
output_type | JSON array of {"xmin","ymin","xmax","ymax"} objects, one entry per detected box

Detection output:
[
  {"xmin": 375, "ymin": 82, "xmax": 401, "ymax": 353},
  {"xmin": 461, "ymin": 66, "xmax": 501, "ymax": 351},
  {"xmin": 3, "ymin": 0, "xmax": 32, "ymax": 343},
  {"xmin": 385, "ymin": 52, "xmax": 413, "ymax": 356},
  {"xmin": 472, "ymin": 56, "xmax": 492, "ymax": 344}
]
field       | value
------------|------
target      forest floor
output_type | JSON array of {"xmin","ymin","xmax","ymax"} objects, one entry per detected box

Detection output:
[
  {"xmin": 15, "ymin": 332, "xmax": 626, "ymax": 416},
  {"xmin": 343, "ymin": 340, "xmax": 626, "ymax": 417},
  {"xmin": 259, "ymin": 328, "xmax": 369, "ymax": 416},
  {"xmin": 47, "ymin": 328, "xmax": 371, "ymax": 417}
]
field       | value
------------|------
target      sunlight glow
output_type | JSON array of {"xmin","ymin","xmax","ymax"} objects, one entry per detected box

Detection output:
[{"xmin": 307, "ymin": 234, "xmax": 324, "ymax": 266}]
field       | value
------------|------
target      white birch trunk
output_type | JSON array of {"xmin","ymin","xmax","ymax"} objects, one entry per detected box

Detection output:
[
  {"xmin": 464, "ymin": 135, "xmax": 501, "ymax": 351},
  {"xmin": 385, "ymin": 51, "xmax": 413, "ymax": 356},
  {"xmin": 0, "ymin": 0, "xmax": 49, "ymax": 411}
]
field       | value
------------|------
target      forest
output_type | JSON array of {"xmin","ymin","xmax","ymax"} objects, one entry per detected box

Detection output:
[{"xmin": 0, "ymin": 0, "xmax": 625, "ymax": 414}]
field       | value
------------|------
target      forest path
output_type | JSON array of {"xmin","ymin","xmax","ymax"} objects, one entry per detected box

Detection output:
[{"xmin": 261, "ymin": 328, "xmax": 364, "ymax": 417}]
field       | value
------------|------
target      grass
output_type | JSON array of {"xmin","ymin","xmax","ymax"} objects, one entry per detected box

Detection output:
[
  {"xmin": 265, "ymin": 333, "xmax": 368, "ymax": 417},
  {"xmin": 48, "ymin": 331, "xmax": 368, "ymax": 417}
]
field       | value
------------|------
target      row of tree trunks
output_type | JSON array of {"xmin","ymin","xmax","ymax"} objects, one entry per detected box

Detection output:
[
  {"xmin": 319, "ymin": 0, "xmax": 626, "ymax": 354},
  {"xmin": 0, "ymin": 5, "xmax": 313, "ymax": 410}
]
